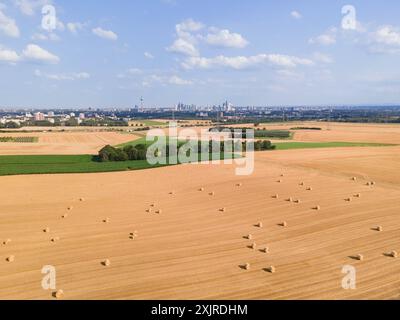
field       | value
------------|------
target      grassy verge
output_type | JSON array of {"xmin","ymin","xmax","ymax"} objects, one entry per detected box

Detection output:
[{"xmin": 274, "ymin": 141, "xmax": 396, "ymax": 150}]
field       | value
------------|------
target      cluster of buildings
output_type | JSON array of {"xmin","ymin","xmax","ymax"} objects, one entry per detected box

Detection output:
[
  {"xmin": 32, "ymin": 111, "xmax": 86, "ymax": 122},
  {"xmin": 0, "ymin": 111, "xmax": 87, "ymax": 126},
  {"xmin": 1, "ymin": 102, "xmax": 400, "ymax": 128},
  {"xmin": 174, "ymin": 101, "xmax": 235, "ymax": 113}
]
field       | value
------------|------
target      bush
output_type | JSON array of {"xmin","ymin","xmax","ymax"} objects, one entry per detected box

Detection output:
[
  {"xmin": 99, "ymin": 145, "xmax": 147, "ymax": 162},
  {"xmin": 99, "ymin": 145, "xmax": 128, "ymax": 162},
  {"xmin": 0, "ymin": 122, "xmax": 21, "ymax": 129}
]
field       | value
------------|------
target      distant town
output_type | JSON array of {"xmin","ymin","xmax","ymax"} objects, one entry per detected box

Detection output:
[{"xmin": 1, "ymin": 102, "xmax": 400, "ymax": 129}]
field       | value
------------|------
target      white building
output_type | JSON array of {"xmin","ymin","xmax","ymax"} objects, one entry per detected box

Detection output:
[{"xmin": 34, "ymin": 112, "xmax": 45, "ymax": 121}]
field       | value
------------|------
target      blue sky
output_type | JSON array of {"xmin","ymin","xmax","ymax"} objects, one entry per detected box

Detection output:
[{"xmin": 1, "ymin": 0, "xmax": 400, "ymax": 108}]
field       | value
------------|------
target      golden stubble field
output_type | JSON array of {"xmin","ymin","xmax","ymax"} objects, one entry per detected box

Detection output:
[
  {"xmin": 0, "ymin": 122, "xmax": 400, "ymax": 300},
  {"xmin": 0, "ymin": 131, "xmax": 136, "ymax": 155}
]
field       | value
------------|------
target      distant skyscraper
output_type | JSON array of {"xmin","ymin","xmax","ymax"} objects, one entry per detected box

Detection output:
[
  {"xmin": 222, "ymin": 100, "xmax": 234, "ymax": 112},
  {"xmin": 140, "ymin": 96, "xmax": 144, "ymax": 109}
]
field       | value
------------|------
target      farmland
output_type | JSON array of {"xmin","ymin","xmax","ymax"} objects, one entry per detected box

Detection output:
[
  {"xmin": 0, "ymin": 155, "xmax": 164, "ymax": 176},
  {"xmin": 274, "ymin": 141, "xmax": 395, "ymax": 150},
  {"xmin": 1, "ymin": 122, "xmax": 400, "ymax": 300}
]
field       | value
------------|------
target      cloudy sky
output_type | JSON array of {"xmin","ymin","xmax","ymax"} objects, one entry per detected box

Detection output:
[{"xmin": 1, "ymin": 0, "xmax": 400, "ymax": 108}]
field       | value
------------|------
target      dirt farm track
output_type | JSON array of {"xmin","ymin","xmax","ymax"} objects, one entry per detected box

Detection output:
[{"xmin": 1, "ymin": 123, "xmax": 400, "ymax": 299}]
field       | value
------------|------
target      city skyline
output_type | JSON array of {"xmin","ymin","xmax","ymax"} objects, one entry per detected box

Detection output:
[{"xmin": 1, "ymin": 0, "xmax": 400, "ymax": 108}]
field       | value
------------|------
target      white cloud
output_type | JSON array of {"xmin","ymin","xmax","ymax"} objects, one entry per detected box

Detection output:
[
  {"xmin": 67, "ymin": 22, "xmax": 86, "ymax": 34},
  {"xmin": 0, "ymin": 46, "xmax": 20, "ymax": 63},
  {"xmin": 276, "ymin": 69, "xmax": 304, "ymax": 80},
  {"xmin": 371, "ymin": 25, "xmax": 400, "ymax": 46},
  {"xmin": 92, "ymin": 27, "xmax": 118, "ymax": 41},
  {"xmin": 31, "ymin": 32, "xmax": 59, "ymax": 41},
  {"xmin": 168, "ymin": 19, "xmax": 249, "ymax": 57},
  {"xmin": 144, "ymin": 51, "xmax": 154, "ymax": 59},
  {"xmin": 117, "ymin": 68, "xmax": 143, "ymax": 79},
  {"xmin": 168, "ymin": 75, "xmax": 192, "ymax": 85},
  {"xmin": 74, "ymin": 72, "xmax": 90, "ymax": 79},
  {"xmin": 167, "ymin": 19, "xmax": 204, "ymax": 56},
  {"xmin": 290, "ymin": 11, "xmax": 302, "ymax": 19},
  {"xmin": 0, "ymin": 9, "xmax": 20, "ymax": 37},
  {"xmin": 176, "ymin": 19, "xmax": 204, "ymax": 34},
  {"xmin": 14, "ymin": 0, "xmax": 51, "ymax": 16},
  {"xmin": 141, "ymin": 73, "xmax": 193, "ymax": 87},
  {"xmin": 182, "ymin": 54, "xmax": 313, "ymax": 70},
  {"xmin": 204, "ymin": 28, "xmax": 248, "ymax": 48},
  {"xmin": 127, "ymin": 68, "xmax": 142, "ymax": 75},
  {"xmin": 56, "ymin": 20, "xmax": 65, "ymax": 32},
  {"xmin": 313, "ymin": 52, "xmax": 334, "ymax": 64},
  {"xmin": 167, "ymin": 37, "xmax": 199, "ymax": 56},
  {"xmin": 364, "ymin": 25, "xmax": 400, "ymax": 54},
  {"xmin": 309, "ymin": 27, "xmax": 337, "ymax": 46},
  {"xmin": 35, "ymin": 69, "xmax": 90, "ymax": 80},
  {"xmin": 22, "ymin": 44, "xmax": 59, "ymax": 63}
]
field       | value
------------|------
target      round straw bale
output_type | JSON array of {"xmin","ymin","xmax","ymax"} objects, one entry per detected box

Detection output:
[
  {"xmin": 55, "ymin": 290, "xmax": 64, "ymax": 299},
  {"xmin": 266, "ymin": 266, "xmax": 276, "ymax": 273}
]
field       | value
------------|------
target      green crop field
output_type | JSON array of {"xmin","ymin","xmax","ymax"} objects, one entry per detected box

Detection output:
[
  {"xmin": 116, "ymin": 137, "xmax": 148, "ymax": 148},
  {"xmin": 0, "ymin": 152, "xmax": 239, "ymax": 176},
  {"xmin": 0, "ymin": 137, "xmax": 38, "ymax": 143},
  {"xmin": 0, "ymin": 155, "xmax": 165, "ymax": 176},
  {"xmin": 274, "ymin": 141, "xmax": 396, "ymax": 150},
  {"xmin": 254, "ymin": 130, "xmax": 293, "ymax": 139},
  {"xmin": 116, "ymin": 136, "xmax": 181, "ymax": 148}
]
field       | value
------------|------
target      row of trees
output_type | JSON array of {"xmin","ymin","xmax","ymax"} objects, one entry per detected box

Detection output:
[
  {"xmin": 98, "ymin": 144, "xmax": 147, "ymax": 162},
  {"xmin": 98, "ymin": 139, "xmax": 276, "ymax": 162},
  {"xmin": 0, "ymin": 122, "xmax": 21, "ymax": 129},
  {"xmin": 209, "ymin": 127, "xmax": 291, "ymax": 139}
]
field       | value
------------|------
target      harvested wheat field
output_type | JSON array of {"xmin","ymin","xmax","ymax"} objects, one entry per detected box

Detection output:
[
  {"xmin": 0, "ymin": 131, "xmax": 135, "ymax": 155},
  {"xmin": 1, "ymin": 134, "xmax": 400, "ymax": 299},
  {"xmin": 227, "ymin": 121, "xmax": 400, "ymax": 144}
]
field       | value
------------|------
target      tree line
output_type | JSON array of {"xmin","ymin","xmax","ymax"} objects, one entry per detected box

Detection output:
[
  {"xmin": 209, "ymin": 127, "xmax": 291, "ymax": 139},
  {"xmin": 98, "ymin": 139, "xmax": 276, "ymax": 162}
]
